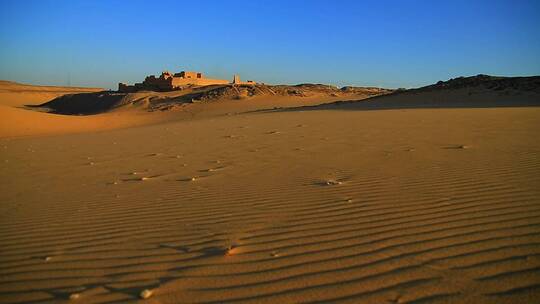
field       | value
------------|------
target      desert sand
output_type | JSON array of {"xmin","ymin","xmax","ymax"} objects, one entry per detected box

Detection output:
[{"xmin": 1, "ymin": 77, "xmax": 539, "ymax": 303}]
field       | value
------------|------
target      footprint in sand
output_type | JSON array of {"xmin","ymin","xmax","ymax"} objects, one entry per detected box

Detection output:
[
  {"xmin": 200, "ymin": 166, "xmax": 226, "ymax": 173},
  {"xmin": 314, "ymin": 176, "xmax": 349, "ymax": 186},
  {"xmin": 445, "ymin": 144, "xmax": 470, "ymax": 149},
  {"xmin": 160, "ymin": 244, "xmax": 190, "ymax": 253},
  {"xmin": 125, "ymin": 169, "xmax": 150, "ymax": 176},
  {"xmin": 178, "ymin": 176, "xmax": 198, "ymax": 182},
  {"xmin": 123, "ymin": 175, "xmax": 161, "ymax": 182},
  {"xmin": 200, "ymin": 246, "xmax": 234, "ymax": 257}
]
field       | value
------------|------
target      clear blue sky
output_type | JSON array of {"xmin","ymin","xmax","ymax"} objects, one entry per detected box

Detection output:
[{"xmin": 1, "ymin": 0, "xmax": 539, "ymax": 89}]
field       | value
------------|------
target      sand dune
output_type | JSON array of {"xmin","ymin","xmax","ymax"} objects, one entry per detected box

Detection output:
[
  {"xmin": 0, "ymin": 81, "xmax": 158, "ymax": 138},
  {"xmin": 0, "ymin": 78, "xmax": 539, "ymax": 303},
  {"xmin": 0, "ymin": 80, "xmax": 390, "ymax": 139}
]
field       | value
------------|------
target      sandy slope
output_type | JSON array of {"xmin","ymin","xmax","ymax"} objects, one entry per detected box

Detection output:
[
  {"xmin": 0, "ymin": 80, "xmax": 384, "ymax": 139},
  {"xmin": 0, "ymin": 81, "xmax": 540, "ymax": 303},
  {"xmin": 0, "ymin": 81, "xmax": 162, "ymax": 138}
]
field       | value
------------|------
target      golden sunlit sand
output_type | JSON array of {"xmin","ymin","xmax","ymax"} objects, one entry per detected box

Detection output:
[{"xmin": 0, "ymin": 76, "xmax": 539, "ymax": 303}]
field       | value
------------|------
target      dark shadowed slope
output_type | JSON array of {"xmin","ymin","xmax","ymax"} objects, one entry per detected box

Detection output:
[{"xmin": 272, "ymin": 75, "xmax": 540, "ymax": 112}]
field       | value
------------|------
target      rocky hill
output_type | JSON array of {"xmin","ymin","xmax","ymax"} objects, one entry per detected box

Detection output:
[
  {"xmin": 287, "ymin": 75, "xmax": 540, "ymax": 111},
  {"xmin": 411, "ymin": 74, "xmax": 540, "ymax": 93}
]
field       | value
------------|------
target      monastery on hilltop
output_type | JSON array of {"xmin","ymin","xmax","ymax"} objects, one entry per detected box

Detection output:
[{"xmin": 119, "ymin": 70, "xmax": 255, "ymax": 92}]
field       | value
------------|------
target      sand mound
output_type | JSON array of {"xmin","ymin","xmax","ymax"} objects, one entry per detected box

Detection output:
[
  {"xmin": 0, "ymin": 81, "xmax": 154, "ymax": 138},
  {"xmin": 32, "ymin": 92, "xmax": 127, "ymax": 114}
]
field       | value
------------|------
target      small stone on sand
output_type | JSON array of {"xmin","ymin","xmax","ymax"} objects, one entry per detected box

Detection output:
[
  {"xmin": 69, "ymin": 293, "xmax": 80, "ymax": 300},
  {"xmin": 226, "ymin": 245, "xmax": 239, "ymax": 256},
  {"xmin": 325, "ymin": 180, "xmax": 342, "ymax": 186},
  {"xmin": 139, "ymin": 289, "xmax": 153, "ymax": 299}
]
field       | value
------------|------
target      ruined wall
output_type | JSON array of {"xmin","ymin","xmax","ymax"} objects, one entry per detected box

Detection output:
[
  {"xmin": 118, "ymin": 83, "xmax": 136, "ymax": 92},
  {"xmin": 232, "ymin": 74, "xmax": 256, "ymax": 85},
  {"xmin": 171, "ymin": 77, "xmax": 229, "ymax": 87},
  {"xmin": 141, "ymin": 75, "xmax": 174, "ymax": 91},
  {"xmin": 118, "ymin": 70, "xmax": 254, "ymax": 92},
  {"xmin": 176, "ymin": 71, "xmax": 202, "ymax": 79}
]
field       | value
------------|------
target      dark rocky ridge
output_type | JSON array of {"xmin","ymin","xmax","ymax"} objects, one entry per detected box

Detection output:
[
  {"xmin": 278, "ymin": 75, "xmax": 540, "ymax": 112},
  {"xmin": 412, "ymin": 74, "xmax": 540, "ymax": 93}
]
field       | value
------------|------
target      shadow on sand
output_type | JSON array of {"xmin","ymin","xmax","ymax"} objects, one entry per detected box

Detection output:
[{"xmin": 249, "ymin": 88, "xmax": 540, "ymax": 115}]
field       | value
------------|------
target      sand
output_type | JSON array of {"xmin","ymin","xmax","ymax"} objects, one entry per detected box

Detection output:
[
  {"xmin": 0, "ymin": 81, "xmax": 162, "ymax": 139},
  {"xmin": 0, "ymin": 80, "xmax": 539, "ymax": 303}
]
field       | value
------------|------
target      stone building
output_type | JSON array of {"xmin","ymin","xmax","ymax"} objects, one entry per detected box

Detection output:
[{"xmin": 118, "ymin": 70, "xmax": 255, "ymax": 92}]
